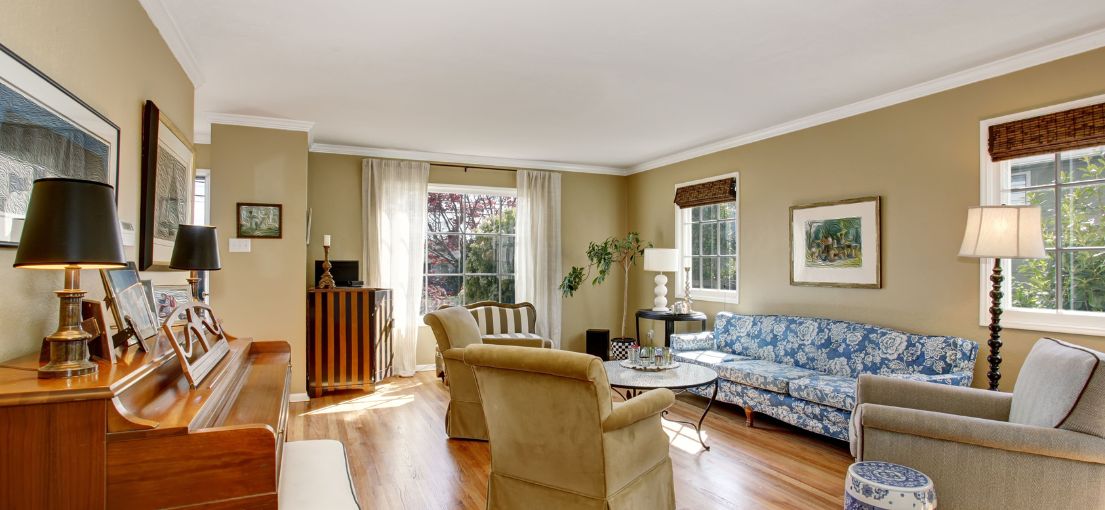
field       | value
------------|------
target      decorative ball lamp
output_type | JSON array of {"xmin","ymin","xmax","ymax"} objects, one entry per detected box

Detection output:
[
  {"xmin": 13, "ymin": 178, "xmax": 127, "ymax": 378},
  {"xmin": 959, "ymin": 205, "xmax": 1046, "ymax": 391},
  {"xmin": 170, "ymin": 225, "xmax": 222, "ymax": 301},
  {"xmin": 644, "ymin": 248, "xmax": 679, "ymax": 312}
]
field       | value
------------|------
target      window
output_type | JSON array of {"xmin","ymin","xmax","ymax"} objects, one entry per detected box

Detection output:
[
  {"xmin": 675, "ymin": 174, "xmax": 739, "ymax": 303},
  {"xmin": 980, "ymin": 94, "xmax": 1105, "ymax": 334},
  {"xmin": 422, "ymin": 185, "xmax": 516, "ymax": 314}
]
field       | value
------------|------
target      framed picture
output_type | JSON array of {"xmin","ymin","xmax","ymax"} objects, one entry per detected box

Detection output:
[
  {"xmin": 790, "ymin": 196, "xmax": 881, "ymax": 288},
  {"xmin": 100, "ymin": 262, "xmax": 160, "ymax": 350},
  {"xmin": 0, "ymin": 42, "xmax": 120, "ymax": 246},
  {"xmin": 139, "ymin": 100, "xmax": 193, "ymax": 270},
  {"xmin": 237, "ymin": 203, "xmax": 283, "ymax": 238},
  {"xmin": 153, "ymin": 284, "xmax": 193, "ymax": 322}
]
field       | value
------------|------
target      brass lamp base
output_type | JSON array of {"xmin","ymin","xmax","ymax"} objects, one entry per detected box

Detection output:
[
  {"xmin": 317, "ymin": 245, "xmax": 336, "ymax": 289},
  {"xmin": 39, "ymin": 267, "xmax": 98, "ymax": 379}
]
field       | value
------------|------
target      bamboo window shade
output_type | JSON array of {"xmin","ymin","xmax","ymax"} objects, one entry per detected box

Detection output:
[
  {"xmin": 988, "ymin": 102, "xmax": 1105, "ymax": 161},
  {"xmin": 673, "ymin": 177, "xmax": 736, "ymax": 208}
]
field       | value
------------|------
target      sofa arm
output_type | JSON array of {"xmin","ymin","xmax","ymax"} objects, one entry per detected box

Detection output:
[
  {"xmin": 670, "ymin": 331, "xmax": 715, "ymax": 352},
  {"xmin": 482, "ymin": 337, "xmax": 550, "ymax": 349},
  {"xmin": 603, "ymin": 388, "xmax": 675, "ymax": 432},
  {"xmin": 857, "ymin": 374, "xmax": 1012, "ymax": 421},
  {"xmin": 859, "ymin": 403, "xmax": 1105, "ymax": 465}
]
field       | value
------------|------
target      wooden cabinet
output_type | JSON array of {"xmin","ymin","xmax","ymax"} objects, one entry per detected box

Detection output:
[{"xmin": 306, "ymin": 288, "xmax": 392, "ymax": 397}]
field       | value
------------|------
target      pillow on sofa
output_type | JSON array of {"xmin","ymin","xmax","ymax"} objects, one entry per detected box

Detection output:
[
  {"xmin": 1010, "ymin": 338, "xmax": 1102, "ymax": 435},
  {"xmin": 435, "ymin": 306, "xmax": 484, "ymax": 348}
]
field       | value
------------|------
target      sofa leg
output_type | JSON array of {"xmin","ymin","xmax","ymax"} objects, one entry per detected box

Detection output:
[{"xmin": 743, "ymin": 406, "xmax": 754, "ymax": 427}]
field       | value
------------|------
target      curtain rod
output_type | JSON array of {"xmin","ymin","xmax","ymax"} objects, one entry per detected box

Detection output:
[{"xmin": 431, "ymin": 163, "xmax": 517, "ymax": 173}]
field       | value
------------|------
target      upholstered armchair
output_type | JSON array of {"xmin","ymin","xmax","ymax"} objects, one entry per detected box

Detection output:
[
  {"xmin": 464, "ymin": 344, "xmax": 676, "ymax": 510},
  {"xmin": 423, "ymin": 306, "xmax": 550, "ymax": 440},
  {"xmin": 433, "ymin": 301, "xmax": 552, "ymax": 379},
  {"xmin": 850, "ymin": 338, "xmax": 1105, "ymax": 509}
]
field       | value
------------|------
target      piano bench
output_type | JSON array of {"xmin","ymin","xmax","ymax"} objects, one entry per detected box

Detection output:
[{"xmin": 279, "ymin": 440, "xmax": 360, "ymax": 509}]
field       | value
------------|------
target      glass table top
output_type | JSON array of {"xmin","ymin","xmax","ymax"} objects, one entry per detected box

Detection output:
[{"xmin": 602, "ymin": 360, "xmax": 719, "ymax": 390}]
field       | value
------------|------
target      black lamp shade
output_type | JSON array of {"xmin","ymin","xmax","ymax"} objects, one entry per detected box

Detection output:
[
  {"xmin": 13, "ymin": 178, "xmax": 127, "ymax": 269},
  {"xmin": 170, "ymin": 224, "xmax": 221, "ymax": 270}
]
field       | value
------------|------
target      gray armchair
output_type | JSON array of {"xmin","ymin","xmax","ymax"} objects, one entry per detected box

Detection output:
[{"xmin": 850, "ymin": 338, "xmax": 1105, "ymax": 509}]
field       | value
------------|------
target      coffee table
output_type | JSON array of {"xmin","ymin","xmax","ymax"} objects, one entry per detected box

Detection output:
[{"xmin": 602, "ymin": 360, "xmax": 719, "ymax": 450}]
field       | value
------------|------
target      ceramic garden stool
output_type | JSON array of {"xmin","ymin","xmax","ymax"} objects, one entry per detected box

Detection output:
[{"xmin": 845, "ymin": 461, "xmax": 936, "ymax": 510}]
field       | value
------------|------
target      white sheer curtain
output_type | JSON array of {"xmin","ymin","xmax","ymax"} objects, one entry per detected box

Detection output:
[
  {"xmin": 362, "ymin": 158, "xmax": 429, "ymax": 376},
  {"xmin": 515, "ymin": 169, "xmax": 562, "ymax": 347}
]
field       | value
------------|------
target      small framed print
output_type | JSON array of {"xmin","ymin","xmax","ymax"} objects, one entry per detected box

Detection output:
[
  {"xmin": 237, "ymin": 202, "xmax": 282, "ymax": 238},
  {"xmin": 790, "ymin": 196, "xmax": 881, "ymax": 289},
  {"xmin": 153, "ymin": 284, "xmax": 193, "ymax": 322}
]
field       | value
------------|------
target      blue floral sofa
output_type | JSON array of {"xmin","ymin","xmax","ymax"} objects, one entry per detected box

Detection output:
[{"xmin": 670, "ymin": 312, "xmax": 978, "ymax": 441}]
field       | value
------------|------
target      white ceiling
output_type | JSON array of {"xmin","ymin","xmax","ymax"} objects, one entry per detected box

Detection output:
[{"xmin": 146, "ymin": 0, "xmax": 1105, "ymax": 173}]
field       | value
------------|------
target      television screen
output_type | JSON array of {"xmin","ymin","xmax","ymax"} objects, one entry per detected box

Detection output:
[{"xmin": 314, "ymin": 260, "xmax": 360, "ymax": 287}]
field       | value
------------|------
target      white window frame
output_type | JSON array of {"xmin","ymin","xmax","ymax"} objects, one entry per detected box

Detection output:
[
  {"xmin": 978, "ymin": 93, "xmax": 1105, "ymax": 336},
  {"xmin": 673, "ymin": 172, "xmax": 740, "ymax": 304}
]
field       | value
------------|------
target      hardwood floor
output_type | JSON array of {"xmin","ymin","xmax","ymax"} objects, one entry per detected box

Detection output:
[{"xmin": 287, "ymin": 372, "xmax": 852, "ymax": 509}]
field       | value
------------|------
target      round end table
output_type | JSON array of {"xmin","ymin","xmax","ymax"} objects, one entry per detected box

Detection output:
[
  {"xmin": 602, "ymin": 360, "xmax": 718, "ymax": 450},
  {"xmin": 845, "ymin": 461, "xmax": 936, "ymax": 510}
]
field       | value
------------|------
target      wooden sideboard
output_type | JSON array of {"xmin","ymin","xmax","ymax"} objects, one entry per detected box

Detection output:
[
  {"xmin": 306, "ymin": 287, "xmax": 393, "ymax": 398},
  {"xmin": 0, "ymin": 332, "xmax": 291, "ymax": 509}
]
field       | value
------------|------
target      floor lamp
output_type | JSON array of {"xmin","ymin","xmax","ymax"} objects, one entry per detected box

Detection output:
[{"xmin": 959, "ymin": 205, "xmax": 1046, "ymax": 391}]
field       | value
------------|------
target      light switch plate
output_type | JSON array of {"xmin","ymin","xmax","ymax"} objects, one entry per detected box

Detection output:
[{"xmin": 229, "ymin": 238, "xmax": 251, "ymax": 253}]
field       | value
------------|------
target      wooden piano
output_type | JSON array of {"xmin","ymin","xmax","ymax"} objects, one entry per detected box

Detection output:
[{"xmin": 0, "ymin": 329, "xmax": 292, "ymax": 509}]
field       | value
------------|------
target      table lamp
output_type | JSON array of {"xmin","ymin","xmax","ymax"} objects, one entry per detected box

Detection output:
[
  {"xmin": 644, "ymin": 248, "xmax": 679, "ymax": 311},
  {"xmin": 170, "ymin": 225, "xmax": 222, "ymax": 301},
  {"xmin": 13, "ymin": 178, "xmax": 127, "ymax": 378},
  {"xmin": 959, "ymin": 205, "xmax": 1046, "ymax": 390}
]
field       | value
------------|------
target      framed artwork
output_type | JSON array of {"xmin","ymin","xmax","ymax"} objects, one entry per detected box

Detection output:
[
  {"xmin": 101, "ymin": 262, "xmax": 160, "ymax": 350},
  {"xmin": 139, "ymin": 100, "xmax": 193, "ymax": 270},
  {"xmin": 790, "ymin": 196, "xmax": 881, "ymax": 288},
  {"xmin": 237, "ymin": 203, "xmax": 283, "ymax": 238},
  {"xmin": 153, "ymin": 284, "xmax": 192, "ymax": 322},
  {"xmin": 0, "ymin": 42, "xmax": 120, "ymax": 247}
]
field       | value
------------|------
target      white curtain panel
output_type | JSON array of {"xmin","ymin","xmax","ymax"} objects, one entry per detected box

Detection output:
[
  {"xmin": 362, "ymin": 158, "xmax": 429, "ymax": 377},
  {"xmin": 515, "ymin": 169, "xmax": 562, "ymax": 347}
]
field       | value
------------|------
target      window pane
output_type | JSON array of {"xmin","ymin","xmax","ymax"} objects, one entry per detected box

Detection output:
[
  {"xmin": 1009, "ymin": 188, "xmax": 1056, "ymax": 249},
  {"xmin": 691, "ymin": 223, "xmax": 702, "ymax": 256},
  {"xmin": 701, "ymin": 256, "xmax": 719, "ymax": 289},
  {"xmin": 1061, "ymin": 183, "xmax": 1105, "ymax": 248},
  {"xmin": 464, "ymin": 275, "xmax": 500, "ymax": 304},
  {"xmin": 428, "ymin": 193, "xmax": 462, "ymax": 233},
  {"xmin": 464, "ymin": 194, "xmax": 500, "ymax": 233},
  {"xmin": 1010, "ymin": 154, "xmax": 1055, "ymax": 187},
  {"xmin": 719, "ymin": 220, "xmax": 736, "ymax": 255},
  {"xmin": 702, "ymin": 204, "xmax": 717, "ymax": 221},
  {"xmin": 692, "ymin": 257, "xmax": 702, "ymax": 288},
  {"xmin": 1061, "ymin": 250, "xmax": 1105, "ymax": 312},
  {"xmin": 721, "ymin": 256, "xmax": 737, "ymax": 290},
  {"xmin": 702, "ymin": 222, "xmax": 718, "ymax": 255},
  {"xmin": 500, "ymin": 276, "xmax": 515, "ymax": 304},
  {"xmin": 1059, "ymin": 147, "xmax": 1105, "ymax": 184},
  {"xmin": 426, "ymin": 234, "xmax": 461, "ymax": 273},
  {"xmin": 499, "ymin": 236, "xmax": 515, "ymax": 274},
  {"xmin": 463, "ymin": 234, "xmax": 498, "ymax": 274},
  {"xmin": 424, "ymin": 275, "xmax": 462, "ymax": 312},
  {"xmin": 1011, "ymin": 252, "xmax": 1056, "ymax": 310},
  {"xmin": 500, "ymin": 196, "xmax": 517, "ymax": 234},
  {"xmin": 718, "ymin": 202, "xmax": 736, "ymax": 220},
  {"xmin": 691, "ymin": 206, "xmax": 701, "ymax": 222}
]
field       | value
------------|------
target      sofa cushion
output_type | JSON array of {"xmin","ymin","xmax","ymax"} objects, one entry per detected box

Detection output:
[
  {"xmin": 788, "ymin": 374, "xmax": 856, "ymax": 411},
  {"xmin": 674, "ymin": 350, "xmax": 746, "ymax": 367},
  {"xmin": 483, "ymin": 333, "xmax": 544, "ymax": 341},
  {"xmin": 716, "ymin": 360, "xmax": 818, "ymax": 394},
  {"xmin": 1011, "ymin": 338, "xmax": 1104, "ymax": 436}
]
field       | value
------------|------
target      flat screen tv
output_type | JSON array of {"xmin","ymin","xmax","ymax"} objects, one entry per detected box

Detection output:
[{"xmin": 313, "ymin": 260, "xmax": 360, "ymax": 287}]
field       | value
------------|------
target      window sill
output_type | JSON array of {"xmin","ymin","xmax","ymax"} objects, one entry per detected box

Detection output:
[
  {"xmin": 676, "ymin": 289, "xmax": 739, "ymax": 305},
  {"xmin": 983, "ymin": 308, "xmax": 1105, "ymax": 337}
]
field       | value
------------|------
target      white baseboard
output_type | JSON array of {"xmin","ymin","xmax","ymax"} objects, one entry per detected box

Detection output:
[
  {"xmin": 288, "ymin": 392, "xmax": 310, "ymax": 403},
  {"xmin": 415, "ymin": 363, "xmax": 436, "ymax": 372}
]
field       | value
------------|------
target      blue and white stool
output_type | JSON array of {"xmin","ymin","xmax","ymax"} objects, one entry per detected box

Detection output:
[{"xmin": 845, "ymin": 461, "xmax": 936, "ymax": 510}]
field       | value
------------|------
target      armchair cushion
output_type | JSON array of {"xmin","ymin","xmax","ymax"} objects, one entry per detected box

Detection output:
[
  {"xmin": 1010, "ymin": 338, "xmax": 1103, "ymax": 435},
  {"xmin": 788, "ymin": 374, "xmax": 855, "ymax": 411},
  {"xmin": 435, "ymin": 306, "xmax": 483, "ymax": 348}
]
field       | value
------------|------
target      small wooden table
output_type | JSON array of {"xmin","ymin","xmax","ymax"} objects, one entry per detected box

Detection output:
[{"xmin": 635, "ymin": 309, "xmax": 708, "ymax": 347}]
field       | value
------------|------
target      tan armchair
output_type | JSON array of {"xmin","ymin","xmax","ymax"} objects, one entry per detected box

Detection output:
[
  {"xmin": 433, "ymin": 301, "xmax": 553, "ymax": 379},
  {"xmin": 424, "ymin": 306, "xmax": 550, "ymax": 440},
  {"xmin": 464, "ymin": 344, "xmax": 676, "ymax": 510},
  {"xmin": 850, "ymin": 338, "xmax": 1105, "ymax": 510}
]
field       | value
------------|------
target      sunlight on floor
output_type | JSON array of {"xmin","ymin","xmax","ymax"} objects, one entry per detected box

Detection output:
[
  {"xmin": 300, "ymin": 381, "xmax": 420, "ymax": 416},
  {"xmin": 662, "ymin": 419, "xmax": 709, "ymax": 454}
]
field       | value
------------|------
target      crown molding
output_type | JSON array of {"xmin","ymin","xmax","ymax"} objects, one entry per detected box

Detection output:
[
  {"xmin": 198, "ymin": 112, "xmax": 316, "ymax": 144},
  {"xmin": 628, "ymin": 27, "xmax": 1105, "ymax": 174},
  {"xmin": 309, "ymin": 143, "xmax": 627, "ymax": 175},
  {"xmin": 138, "ymin": 0, "xmax": 205, "ymax": 87}
]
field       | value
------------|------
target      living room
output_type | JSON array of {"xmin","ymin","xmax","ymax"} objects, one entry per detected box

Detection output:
[{"xmin": 2, "ymin": 1, "xmax": 1105, "ymax": 509}]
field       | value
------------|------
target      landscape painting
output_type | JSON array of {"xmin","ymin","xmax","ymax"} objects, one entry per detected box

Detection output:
[
  {"xmin": 804, "ymin": 217, "xmax": 862, "ymax": 268},
  {"xmin": 790, "ymin": 196, "xmax": 881, "ymax": 288},
  {"xmin": 237, "ymin": 203, "xmax": 283, "ymax": 238}
]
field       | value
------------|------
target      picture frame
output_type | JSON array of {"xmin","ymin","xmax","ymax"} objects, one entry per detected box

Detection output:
[
  {"xmin": 100, "ymin": 262, "xmax": 160, "ymax": 350},
  {"xmin": 153, "ymin": 284, "xmax": 193, "ymax": 322},
  {"xmin": 139, "ymin": 100, "xmax": 194, "ymax": 270},
  {"xmin": 789, "ymin": 196, "xmax": 881, "ymax": 289},
  {"xmin": 0, "ymin": 42, "xmax": 120, "ymax": 247},
  {"xmin": 237, "ymin": 202, "xmax": 283, "ymax": 238}
]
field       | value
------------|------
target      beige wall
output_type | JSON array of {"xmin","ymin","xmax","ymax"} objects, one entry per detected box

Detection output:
[
  {"xmin": 306, "ymin": 154, "xmax": 627, "ymax": 364},
  {"xmin": 626, "ymin": 47, "xmax": 1105, "ymax": 391},
  {"xmin": 209, "ymin": 125, "xmax": 309, "ymax": 391},
  {"xmin": 0, "ymin": 0, "xmax": 194, "ymax": 362}
]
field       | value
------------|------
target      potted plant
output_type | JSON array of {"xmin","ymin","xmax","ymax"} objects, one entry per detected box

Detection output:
[{"xmin": 560, "ymin": 232, "xmax": 651, "ymax": 341}]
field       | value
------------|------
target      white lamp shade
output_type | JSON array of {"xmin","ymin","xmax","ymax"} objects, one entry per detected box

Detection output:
[
  {"xmin": 959, "ymin": 206, "xmax": 1047, "ymax": 259},
  {"xmin": 644, "ymin": 248, "xmax": 680, "ymax": 272}
]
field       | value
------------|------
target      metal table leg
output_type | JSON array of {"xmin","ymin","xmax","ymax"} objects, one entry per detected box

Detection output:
[{"xmin": 661, "ymin": 379, "xmax": 718, "ymax": 451}]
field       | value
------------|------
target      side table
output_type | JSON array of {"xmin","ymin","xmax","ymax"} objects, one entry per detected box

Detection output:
[{"xmin": 635, "ymin": 309, "xmax": 707, "ymax": 347}]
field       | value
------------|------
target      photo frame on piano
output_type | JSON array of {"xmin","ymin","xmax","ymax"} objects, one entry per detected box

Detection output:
[{"xmin": 100, "ymin": 262, "xmax": 159, "ymax": 351}]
